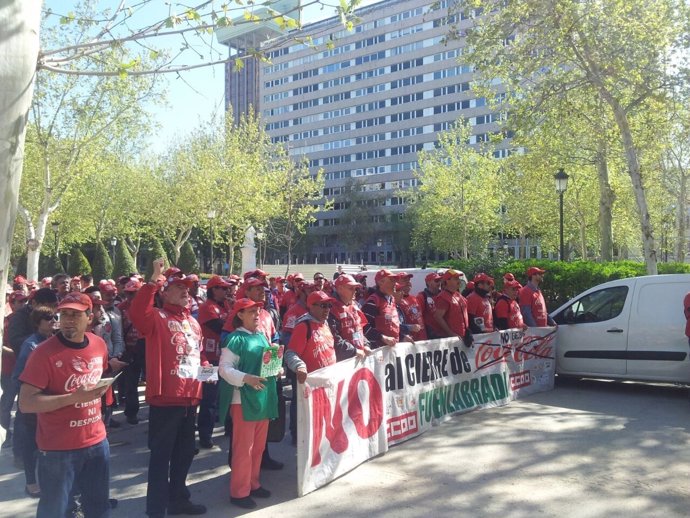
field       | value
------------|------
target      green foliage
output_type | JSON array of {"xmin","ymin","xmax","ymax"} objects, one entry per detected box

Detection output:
[
  {"xmin": 14, "ymin": 254, "xmax": 27, "ymax": 278},
  {"xmin": 39, "ymin": 253, "xmax": 65, "ymax": 278},
  {"xmin": 145, "ymin": 238, "xmax": 170, "ymax": 279},
  {"xmin": 92, "ymin": 242, "xmax": 113, "ymax": 282},
  {"xmin": 67, "ymin": 248, "xmax": 92, "ymax": 276},
  {"xmin": 440, "ymin": 259, "xmax": 690, "ymax": 311},
  {"xmin": 177, "ymin": 241, "xmax": 198, "ymax": 274},
  {"xmin": 112, "ymin": 240, "xmax": 138, "ymax": 278}
]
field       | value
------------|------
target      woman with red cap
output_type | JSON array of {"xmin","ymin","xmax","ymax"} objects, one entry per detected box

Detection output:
[{"xmin": 218, "ymin": 298, "xmax": 279, "ymax": 510}]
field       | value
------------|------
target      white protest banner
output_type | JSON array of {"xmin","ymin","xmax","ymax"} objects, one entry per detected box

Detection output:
[{"xmin": 296, "ymin": 327, "xmax": 556, "ymax": 495}]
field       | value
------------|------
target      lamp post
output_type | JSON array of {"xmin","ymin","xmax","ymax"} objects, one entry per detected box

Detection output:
[
  {"xmin": 376, "ymin": 238, "xmax": 383, "ymax": 266},
  {"xmin": 554, "ymin": 168, "xmax": 569, "ymax": 261},
  {"xmin": 256, "ymin": 230, "xmax": 265, "ymax": 268},
  {"xmin": 110, "ymin": 237, "xmax": 117, "ymax": 263},
  {"xmin": 207, "ymin": 209, "xmax": 216, "ymax": 274}
]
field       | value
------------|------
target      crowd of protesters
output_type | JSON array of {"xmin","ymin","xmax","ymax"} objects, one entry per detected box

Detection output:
[{"xmin": 1, "ymin": 262, "xmax": 554, "ymax": 517}]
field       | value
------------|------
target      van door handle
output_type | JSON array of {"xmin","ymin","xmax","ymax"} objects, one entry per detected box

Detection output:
[{"xmin": 606, "ymin": 328, "xmax": 624, "ymax": 333}]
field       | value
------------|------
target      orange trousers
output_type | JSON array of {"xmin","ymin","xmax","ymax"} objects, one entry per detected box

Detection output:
[{"xmin": 230, "ymin": 404, "xmax": 268, "ymax": 498}]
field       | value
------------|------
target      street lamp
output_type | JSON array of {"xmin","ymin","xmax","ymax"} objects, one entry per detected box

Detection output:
[
  {"xmin": 110, "ymin": 237, "xmax": 117, "ymax": 263},
  {"xmin": 256, "ymin": 230, "xmax": 265, "ymax": 268},
  {"xmin": 376, "ymin": 238, "xmax": 383, "ymax": 266},
  {"xmin": 207, "ymin": 209, "xmax": 216, "ymax": 274},
  {"xmin": 554, "ymin": 168, "xmax": 569, "ymax": 261}
]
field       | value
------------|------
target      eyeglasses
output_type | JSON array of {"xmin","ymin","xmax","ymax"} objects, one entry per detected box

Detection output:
[
  {"xmin": 314, "ymin": 277, "xmax": 325, "ymax": 281},
  {"xmin": 42, "ymin": 315, "xmax": 59, "ymax": 321},
  {"xmin": 316, "ymin": 303, "xmax": 332, "ymax": 309}
]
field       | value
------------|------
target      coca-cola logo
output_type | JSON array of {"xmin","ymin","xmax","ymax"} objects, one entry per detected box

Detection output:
[
  {"xmin": 64, "ymin": 368, "xmax": 103, "ymax": 392},
  {"xmin": 474, "ymin": 334, "xmax": 554, "ymax": 371}
]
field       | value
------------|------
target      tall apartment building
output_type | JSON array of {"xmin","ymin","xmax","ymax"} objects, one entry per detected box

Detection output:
[{"xmin": 218, "ymin": 0, "xmax": 509, "ymax": 265}]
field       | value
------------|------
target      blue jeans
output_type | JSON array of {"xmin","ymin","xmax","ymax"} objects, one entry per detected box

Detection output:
[
  {"xmin": 37, "ymin": 439, "xmax": 110, "ymax": 518},
  {"xmin": 146, "ymin": 405, "xmax": 196, "ymax": 517}
]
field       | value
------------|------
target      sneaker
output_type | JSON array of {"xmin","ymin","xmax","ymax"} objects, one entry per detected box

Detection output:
[
  {"xmin": 199, "ymin": 439, "xmax": 215, "ymax": 449},
  {"xmin": 167, "ymin": 500, "xmax": 207, "ymax": 515},
  {"xmin": 230, "ymin": 496, "xmax": 257, "ymax": 509},
  {"xmin": 126, "ymin": 416, "xmax": 139, "ymax": 425},
  {"xmin": 1, "ymin": 434, "xmax": 12, "ymax": 449},
  {"xmin": 250, "ymin": 487, "xmax": 271, "ymax": 498},
  {"xmin": 261, "ymin": 457, "xmax": 284, "ymax": 470}
]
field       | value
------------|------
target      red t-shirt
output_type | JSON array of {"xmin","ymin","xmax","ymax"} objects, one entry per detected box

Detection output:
[
  {"xmin": 281, "ymin": 302, "xmax": 308, "ymax": 333},
  {"xmin": 494, "ymin": 295, "xmax": 524, "ymax": 329},
  {"xmin": 466, "ymin": 292, "xmax": 494, "ymax": 332},
  {"xmin": 288, "ymin": 320, "xmax": 336, "ymax": 373},
  {"xmin": 198, "ymin": 299, "xmax": 228, "ymax": 363},
  {"xmin": 434, "ymin": 290, "xmax": 469, "ymax": 338},
  {"xmin": 519, "ymin": 284, "xmax": 548, "ymax": 326},
  {"xmin": 19, "ymin": 333, "xmax": 108, "ymax": 451}
]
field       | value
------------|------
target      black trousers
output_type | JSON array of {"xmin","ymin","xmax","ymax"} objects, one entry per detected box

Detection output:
[
  {"xmin": 146, "ymin": 405, "xmax": 196, "ymax": 517},
  {"xmin": 124, "ymin": 346, "xmax": 145, "ymax": 419}
]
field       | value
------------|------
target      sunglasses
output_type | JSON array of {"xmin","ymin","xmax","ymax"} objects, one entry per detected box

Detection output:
[
  {"xmin": 316, "ymin": 303, "xmax": 332, "ymax": 309},
  {"xmin": 314, "ymin": 277, "xmax": 325, "ymax": 281},
  {"xmin": 42, "ymin": 315, "xmax": 59, "ymax": 321}
]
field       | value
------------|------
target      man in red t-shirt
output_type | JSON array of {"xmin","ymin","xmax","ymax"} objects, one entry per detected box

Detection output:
[
  {"xmin": 19, "ymin": 292, "xmax": 111, "ymax": 518},
  {"xmin": 196, "ymin": 275, "xmax": 231, "ymax": 449},
  {"xmin": 466, "ymin": 273, "xmax": 495, "ymax": 333},
  {"xmin": 417, "ymin": 272, "xmax": 442, "ymax": 338},
  {"xmin": 494, "ymin": 279, "xmax": 525, "ymax": 330},
  {"xmin": 434, "ymin": 269, "xmax": 473, "ymax": 346},
  {"xmin": 519, "ymin": 267, "xmax": 556, "ymax": 327}
]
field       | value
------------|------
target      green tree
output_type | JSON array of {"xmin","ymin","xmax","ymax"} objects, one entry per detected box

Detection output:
[
  {"xmin": 112, "ymin": 239, "xmax": 138, "ymax": 279},
  {"xmin": 92, "ymin": 241, "xmax": 113, "ymax": 282},
  {"xmin": 408, "ymin": 121, "xmax": 501, "ymax": 258},
  {"xmin": 145, "ymin": 238, "xmax": 170, "ymax": 279},
  {"xmin": 67, "ymin": 247, "xmax": 92, "ymax": 277},
  {"xmin": 453, "ymin": 0, "xmax": 690, "ymax": 273},
  {"xmin": 177, "ymin": 241, "xmax": 199, "ymax": 274}
]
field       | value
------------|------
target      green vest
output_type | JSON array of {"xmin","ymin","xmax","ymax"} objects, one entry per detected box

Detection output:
[{"xmin": 218, "ymin": 330, "xmax": 278, "ymax": 422}]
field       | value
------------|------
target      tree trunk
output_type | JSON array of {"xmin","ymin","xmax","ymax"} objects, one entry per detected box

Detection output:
[
  {"xmin": 0, "ymin": 0, "xmax": 42, "ymax": 446},
  {"xmin": 602, "ymin": 93, "xmax": 657, "ymax": 273},
  {"xmin": 676, "ymin": 172, "xmax": 687, "ymax": 262},
  {"xmin": 595, "ymin": 145, "xmax": 615, "ymax": 261}
]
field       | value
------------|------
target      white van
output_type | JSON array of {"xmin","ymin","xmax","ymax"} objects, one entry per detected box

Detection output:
[{"xmin": 550, "ymin": 274, "xmax": 690, "ymax": 384}]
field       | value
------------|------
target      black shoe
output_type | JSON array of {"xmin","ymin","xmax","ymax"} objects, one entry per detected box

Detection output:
[
  {"xmin": 108, "ymin": 419, "xmax": 121, "ymax": 429},
  {"xmin": 261, "ymin": 457, "xmax": 284, "ymax": 470},
  {"xmin": 250, "ymin": 487, "xmax": 271, "ymax": 498},
  {"xmin": 167, "ymin": 500, "xmax": 207, "ymax": 515},
  {"xmin": 109, "ymin": 498, "xmax": 118, "ymax": 509},
  {"xmin": 126, "ymin": 415, "xmax": 139, "ymax": 425},
  {"xmin": 199, "ymin": 439, "xmax": 215, "ymax": 449},
  {"xmin": 1, "ymin": 435, "xmax": 12, "ymax": 449},
  {"xmin": 230, "ymin": 496, "xmax": 257, "ymax": 509}
]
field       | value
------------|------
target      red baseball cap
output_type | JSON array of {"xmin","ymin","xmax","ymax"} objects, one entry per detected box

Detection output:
[
  {"xmin": 58, "ymin": 292, "xmax": 93, "ymax": 312},
  {"xmin": 243, "ymin": 269, "xmax": 268, "ymax": 280},
  {"xmin": 441, "ymin": 269, "xmax": 466, "ymax": 282},
  {"xmin": 334, "ymin": 274, "xmax": 359, "ymax": 288},
  {"xmin": 230, "ymin": 298, "xmax": 263, "ymax": 318},
  {"xmin": 100, "ymin": 282, "xmax": 117, "ymax": 294},
  {"xmin": 473, "ymin": 273, "xmax": 494, "ymax": 284},
  {"xmin": 504, "ymin": 280, "xmax": 522, "ymax": 290},
  {"xmin": 124, "ymin": 279, "xmax": 142, "ymax": 292},
  {"xmin": 186, "ymin": 274, "xmax": 200, "ymax": 283},
  {"xmin": 375, "ymin": 269, "xmax": 403, "ymax": 283},
  {"xmin": 13, "ymin": 275, "xmax": 27, "ymax": 285},
  {"xmin": 207, "ymin": 275, "xmax": 231, "ymax": 289},
  {"xmin": 526, "ymin": 266, "xmax": 546, "ymax": 276},
  {"xmin": 244, "ymin": 277, "xmax": 268, "ymax": 289},
  {"xmin": 292, "ymin": 272, "xmax": 305, "ymax": 283},
  {"xmin": 354, "ymin": 273, "xmax": 367, "ymax": 281},
  {"xmin": 307, "ymin": 291, "xmax": 336, "ymax": 306},
  {"xmin": 503, "ymin": 273, "xmax": 516, "ymax": 282},
  {"xmin": 41, "ymin": 277, "xmax": 52, "ymax": 288},
  {"xmin": 425, "ymin": 272, "xmax": 441, "ymax": 283}
]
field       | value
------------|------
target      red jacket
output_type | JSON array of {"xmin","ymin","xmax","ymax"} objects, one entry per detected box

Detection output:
[
  {"xmin": 363, "ymin": 291, "xmax": 400, "ymax": 347},
  {"xmin": 684, "ymin": 292, "xmax": 690, "ymax": 338},
  {"xmin": 129, "ymin": 283, "xmax": 205, "ymax": 406},
  {"xmin": 519, "ymin": 283, "xmax": 549, "ymax": 326},
  {"xmin": 494, "ymin": 294, "xmax": 524, "ymax": 330},
  {"xmin": 330, "ymin": 297, "xmax": 368, "ymax": 348},
  {"xmin": 197, "ymin": 299, "xmax": 228, "ymax": 364}
]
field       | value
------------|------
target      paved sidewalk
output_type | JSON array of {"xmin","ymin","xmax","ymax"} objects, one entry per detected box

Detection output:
[{"xmin": 1, "ymin": 378, "xmax": 689, "ymax": 517}]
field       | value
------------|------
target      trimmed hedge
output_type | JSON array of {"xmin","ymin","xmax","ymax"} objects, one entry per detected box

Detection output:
[
  {"xmin": 92, "ymin": 241, "xmax": 113, "ymax": 282},
  {"xmin": 438, "ymin": 259, "xmax": 690, "ymax": 310},
  {"xmin": 68, "ymin": 248, "xmax": 92, "ymax": 277},
  {"xmin": 112, "ymin": 240, "xmax": 138, "ymax": 279}
]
